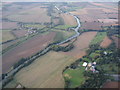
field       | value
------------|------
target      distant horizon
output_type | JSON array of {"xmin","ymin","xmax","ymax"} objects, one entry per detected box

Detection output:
[{"xmin": 2, "ymin": 0, "xmax": 119, "ymax": 2}]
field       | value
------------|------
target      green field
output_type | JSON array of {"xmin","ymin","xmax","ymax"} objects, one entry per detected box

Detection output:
[
  {"xmin": 90, "ymin": 32, "xmax": 107, "ymax": 45},
  {"xmin": 24, "ymin": 24, "xmax": 45, "ymax": 29},
  {"xmin": 66, "ymin": 7, "xmax": 85, "ymax": 12},
  {"xmin": 52, "ymin": 29, "xmax": 75, "ymax": 42},
  {"xmin": 64, "ymin": 66, "xmax": 86, "ymax": 88},
  {"xmin": 55, "ymin": 25, "xmax": 76, "ymax": 30},
  {"xmin": 89, "ymin": 53, "xmax": 100, "ymax": 58}
]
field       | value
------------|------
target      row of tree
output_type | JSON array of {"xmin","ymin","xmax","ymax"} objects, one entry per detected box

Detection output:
[{"xmin": 51, "ymin": 43, "xmax": 74, "ymax": 52}]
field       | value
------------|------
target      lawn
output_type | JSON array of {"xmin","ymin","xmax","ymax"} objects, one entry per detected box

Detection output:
[
  {"xmin": 82, "ymin": 57, "xmax": 90, "ymax": 62},
  {"xmin": 89, "ymin": 53, "xmax": 100, "ymax": 58},
  {"xmin": 64, "ymin": 67, "xmax": 86, "ymax": 88},
  {"xmin": 90, "ymin": 32, "xmax": 107, "ymax": 45}
]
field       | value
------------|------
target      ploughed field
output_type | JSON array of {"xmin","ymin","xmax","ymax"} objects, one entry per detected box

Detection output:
[
  {"xmin": 2, "ymin": 32, "xmax": 56, "ymax": 73},
  {"xmin": 3, "ymin": 4, "xmax": 51, "ymax": 23},
  {"xmin": 103, "ymin": 81, "xmax": 120, "ymax": 88},
  {"xmin": 100, "ymin": 36, "xmax": 112, "ymax": 48},
  {"xmin": 70, "ymin": 2, "xmax": 118, "ymax": 30},
  {"xmin": 60, "ymin": 13, "xmax": 77, "ymax": 26}
]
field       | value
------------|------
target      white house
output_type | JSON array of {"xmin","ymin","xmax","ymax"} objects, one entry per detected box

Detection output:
[
  {"xmin": 82, "ymin": 62, "xmax": 87, "ymax": 67},
  {"xmin": 104, "ymin": 51, "xmax": 107, "ymax": 55}
]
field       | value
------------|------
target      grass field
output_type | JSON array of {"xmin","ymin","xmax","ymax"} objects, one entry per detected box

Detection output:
[
  {"xmin": 24, "ymin": 24, "xmax": 45, "ymax": 29},
  {"xmin": 2, "ymin": 30, "xmax": 15, "ymax": 42},
  {"xmin": 5, "ymin": 51, "xmax": 76, "ymax": 88},
  {"xmin": 52, "ymin": 30, "xmax": 75, "ymax": 42},
  {"xmin": 63, "ymin": 65, "xmax": 86, "ymax": 88},
  {"xmin": 55, "ymin": 25, "xmax": 76, "ymax": 30},
  {"xmin": 89, "ymin": 53, "xmax": 100, "ymax": 58},
  {"xmin": 90, "ymin": 32, "xmax": 107, "ymax": 45}
]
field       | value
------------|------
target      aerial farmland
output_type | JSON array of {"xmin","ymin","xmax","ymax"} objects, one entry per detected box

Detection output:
[{"xmin": 1, "ymin": 2, "xmax": 119, "ymax": 89}]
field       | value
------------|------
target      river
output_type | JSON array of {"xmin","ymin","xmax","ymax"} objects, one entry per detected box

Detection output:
[{"xmin": 55, "ymin": 6, "xmax": 81, "ymax": 45}]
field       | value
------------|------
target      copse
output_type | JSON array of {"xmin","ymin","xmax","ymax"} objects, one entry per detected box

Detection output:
[
  {"xmin": 13, "ymin": 58, "xmax": 27, "ymax": 69},
  {"xmin": 51, "ymin": 43, "xmax": 74, "ymax": 52}
]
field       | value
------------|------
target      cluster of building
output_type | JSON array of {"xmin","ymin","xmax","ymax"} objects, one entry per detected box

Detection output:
[
  {"xmin": 25, "ymin": 29, "xmax": 37, "ymax": 36},
  {"xmin": 82, "ymin": 62, "xmax": 98, "ymax": 73}
]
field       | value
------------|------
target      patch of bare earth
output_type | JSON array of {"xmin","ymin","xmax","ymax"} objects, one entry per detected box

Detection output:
[
  {"xmin": 2, "ymin": 32, "xmax": 56, "ymax": 73},
  {"xmin": 100, "ymin": 36, "xmax": 112, "ymax": 48},
  {"xmin": 12, "ymin": 30, "xmax": 28, "ymax": 38},
  {"xmin": 102, "ymin": 81, "xmax": 120, "ymax": 88},
  {"xmin": 112, "ymin": 36, "xmax": 120, "ymax": 49},
  {"xmin": 81, "ymin": 22, "xmax": 103, "ymax": 30},
  {"xmin": 60, "ymin": 13, "xmax": 77, "ymax": 26},
  {"xmin": 1, "ymin": 21, "xmax": 19, "ymax": 30}
]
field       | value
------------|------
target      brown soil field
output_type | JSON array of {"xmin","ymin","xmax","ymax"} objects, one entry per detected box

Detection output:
[
  {"xmin": 60, "ymin": 13, "xmax": 77, "ymax": 26},
  {"xmin": 98, "ymin": 19, "xmax": 117, "ymax": 24},
  {"xmin": 2, "ymin": 32, "xmax": 56, "ymax": 73},
  {"xmin": 102, "ymin": 81, "xmax": 120, "ymax": 88},
  {"xmin": 12, "ymin": 30, "xmax": 28, "ymax": 38},
  {"xmin": 107, "ymin": 13, "xmax": 118, "ymax": 19},
  {"xmin": 70, "ymin": 3, "xmax": 117, "ymax": 27},
  {"xmin": 7, "ymin": 7, "xmax": 51, "ymax": 23},
  {"xmin": 1, "ymin": 21, "xmax": 18, "ymax": 30},
  {"xmin": 100, "ymin": 36, "xmax": 112, "ymax": 48},
  {"xmin": 60, "ymin": 32, "xmax": 97, "ymax": 59},
  {"xmin": 81, "ymin": 22, "xmax": 103, "ymax": 30},
  {"xmin": 2, "ymin": 39, "xmax": 21, "ymax": 50},
  {"xmin": 112, "ymin": 36, "xmax": 120, "ymax": 49},
  {"xmin": 90, "ymin": 2, "xmax": 118, "ymax": 11},
  {"xmin": 70, "ymin": 8, "xmax": 88, "ymax": 16}
]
